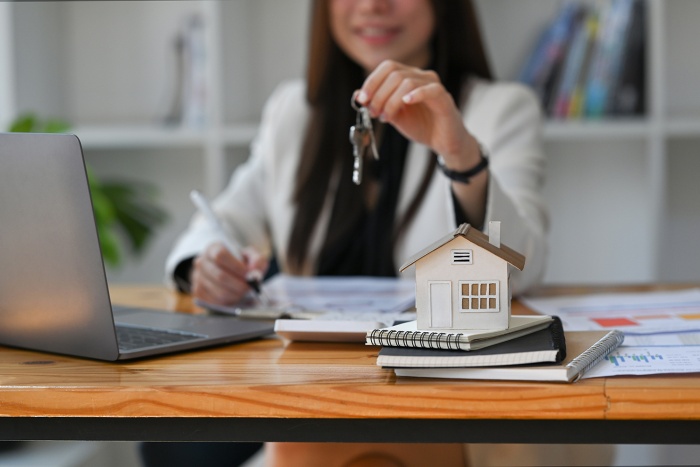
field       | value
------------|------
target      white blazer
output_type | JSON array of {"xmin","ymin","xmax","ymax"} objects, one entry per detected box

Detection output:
[{"xmin": 165, "ymin": 78, "xmax": 548, "ymax": 294}]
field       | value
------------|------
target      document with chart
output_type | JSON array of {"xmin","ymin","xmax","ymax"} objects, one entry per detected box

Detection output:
[
  {"xmin": 523, "ymin": 289, "xmax": 700, "ymax": 378},
  {"xmin": 521, "ymin": 289, "xmax": 700, "ymax": 340}
]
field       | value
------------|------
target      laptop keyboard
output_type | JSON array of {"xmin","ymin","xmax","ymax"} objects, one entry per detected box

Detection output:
[{"xmin": 115, "ymin": 325, "xmax": 207, "ymax": 351}]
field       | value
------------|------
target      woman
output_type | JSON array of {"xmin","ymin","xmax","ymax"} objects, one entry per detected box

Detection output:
[
  {"xmin": 164, "ymin": 0, "xmax": 571, "ymax": 465},
  {"xmin": 166, "ymin": 0, "xmax": 547, "ymax": 305}
]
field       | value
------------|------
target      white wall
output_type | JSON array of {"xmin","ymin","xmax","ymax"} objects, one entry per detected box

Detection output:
[
  {"xmin": 11, "ymin": 2, "xmax": 68, "ymax": 120},
  {"xmin": 221, "ymin": 0, "xmax": 309, "ymax": 123},
  {"xmin": 660, "ymin": 139, "xmax": 700, "ymax": 282},
  {"xmin": 542, "ymin": 139, "xmax": 655, "ymax": 284},
  {"xmin": 64, "ymin": 1, "xmax": 203, "ymax": 125}
]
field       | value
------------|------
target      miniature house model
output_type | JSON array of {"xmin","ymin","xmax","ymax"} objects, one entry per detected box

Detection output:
[{"xmin": 399, "ymin": 222, "xmax": 525, "ymax": 332}]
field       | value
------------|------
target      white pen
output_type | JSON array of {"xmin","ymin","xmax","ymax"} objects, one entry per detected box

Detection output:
[{"xmin": 189, "ymin": 189, "xmax": 270, "ymax": 305}]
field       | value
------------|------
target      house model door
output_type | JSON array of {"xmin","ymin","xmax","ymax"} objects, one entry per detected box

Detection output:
[{"xmin": 428, "ymin": 281, "xmax": 452, "ymax": 328}]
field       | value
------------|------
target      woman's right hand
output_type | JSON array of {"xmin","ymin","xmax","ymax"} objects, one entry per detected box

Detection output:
[
  {"xmin": 356, "ymin": 59, "xmax": 476, "ymax": 169},
  {"xmin": 190, "ymin": 242, "xmax": 268, "ymax": 306}
]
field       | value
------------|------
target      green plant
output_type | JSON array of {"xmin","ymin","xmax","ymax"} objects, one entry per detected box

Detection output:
[{"xmin": 9, "ymin": 113, "xmax": 168, "ymax": 267}]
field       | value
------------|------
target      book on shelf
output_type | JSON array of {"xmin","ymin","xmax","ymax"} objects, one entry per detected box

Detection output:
[
  {"xmin": 519, "ymin": 0, "xmax": 646, "ymax": 120},
  {"xmin": 608, "ymin": 0, "xmax": 646, "ymax": 115},
  {"xmin": 566, "ymin": 8, "xmax": 600, "ymax": 118},
  {"xmin": 584, "ymin": 0, "xmax": 635, "ymax": 118},
  {"xmin": 365, "ymin": 314, "xmax": 553, "ymax": 351},
  {"xmin": 548, "ymin": 6, "xmax": 601, "ymax": 118},
  {"xmin": 394, "ymin": 329, "xmax": 625, "ymax": 383},
  {"xmin": 518, "ymin": 1, "xmax": 585, "ymax": 111},
  {"xmin": 377, "ymin": 316, "xmax": 566, "ymax": 368}
]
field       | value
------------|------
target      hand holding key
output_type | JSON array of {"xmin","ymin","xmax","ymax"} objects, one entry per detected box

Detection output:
[
  {"xmin": 349, "ymin": 95, "xmax": 379, "ymax": 185},
  {"xmin": 354, "ymin": 59, "xmax": 479, "ymax": 172}
]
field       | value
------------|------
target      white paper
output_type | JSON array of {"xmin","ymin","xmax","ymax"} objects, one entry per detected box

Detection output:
[
  {"xmin": 261, "ymin": 274, "xmax": 415, "ymax": 313},
  {"xmin": 197, "ymin": 274, "xmax": 416, "ymax": 326}
]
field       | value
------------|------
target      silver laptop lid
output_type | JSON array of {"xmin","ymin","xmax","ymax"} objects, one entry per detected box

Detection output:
[{"xmin": 0, "ymin": 132, "xmax": 119, "ymax": 360}]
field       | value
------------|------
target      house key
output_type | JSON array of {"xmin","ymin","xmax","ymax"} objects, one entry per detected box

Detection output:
[{"xmin": 349, "ymin": 96, "xmax": 379, "ymax": 185}]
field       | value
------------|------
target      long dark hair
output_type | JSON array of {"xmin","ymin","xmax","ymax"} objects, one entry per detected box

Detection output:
[{"xmin": 286, "ymin": 0, "xmax": 493, "ymax": 273}]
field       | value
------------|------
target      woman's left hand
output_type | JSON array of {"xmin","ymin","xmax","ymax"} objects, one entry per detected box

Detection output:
[{"xmin": 355, "ymin": 59, "xmax": 478, "ymax": 169}]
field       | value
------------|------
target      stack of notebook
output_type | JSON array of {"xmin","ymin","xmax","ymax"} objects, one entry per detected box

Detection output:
[{"xmin": 366, "ymin": 316, "xmax": 624, "ymax": 383}]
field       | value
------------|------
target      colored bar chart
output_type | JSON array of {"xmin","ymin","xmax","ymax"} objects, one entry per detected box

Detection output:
[
  {"xmin": 583, "ymin": 346, "xmax": 700, "ymax": 378},
  {"xmin": 607, "ymin": 352, "xmax": 664, "ymax": 366}
]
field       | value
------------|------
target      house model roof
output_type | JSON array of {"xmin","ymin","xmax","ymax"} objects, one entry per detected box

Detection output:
[{"xmin": 399, "ymin": 223, "xmax": 526, "ymax": 272}]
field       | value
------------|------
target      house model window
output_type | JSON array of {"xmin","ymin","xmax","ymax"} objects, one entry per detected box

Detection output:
[{"xmin": 460, "ymin": 281, "xmax": 499, "ymax": 312}]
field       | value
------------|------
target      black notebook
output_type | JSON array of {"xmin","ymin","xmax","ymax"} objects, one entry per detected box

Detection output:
[{"xmin": 377, "ymin": 316, "xmax": 566, "ymax": 368}]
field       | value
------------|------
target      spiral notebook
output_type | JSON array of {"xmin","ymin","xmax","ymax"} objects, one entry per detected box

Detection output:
[
  {"xmin": 377, "ymin": 317, "xmax": 567, "ymax": 368},
  {"xmin": 393, "ymin": 329, "xmax": 624, "ymax": 383},
  {"xmin": 366, "ymin": 315, "xmax": 553, "ymax": 351}
]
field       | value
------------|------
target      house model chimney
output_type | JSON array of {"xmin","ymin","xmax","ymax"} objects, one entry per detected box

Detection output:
[{"xmin": 489, "ymin": 221, "xmax": 501, "ymax": 248}]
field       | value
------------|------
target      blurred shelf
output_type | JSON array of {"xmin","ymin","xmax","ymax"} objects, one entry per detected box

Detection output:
[
  {"xmin": 75, "ymin": 119, "xmax": 662, "ymax": 149},
  {"xmin": 73, "ymin": 125, "xmax": 207, "ymax": 149},
  {"xmin": 543, "ymin": 118, "xmax": 652, "ymax": 141},
  {"xmin": 544, "ymin": 117, "xmax": 700, "ymax": 140},
  {"xmin": 72, "ymin": 122, "xmax": 259, "ymax": 150},
  {"xmin": 664, "ymin": 117, "xmax": 700, "ymax": 138},
  {"xmin": 222, "ymin": 122, "xmax": 259, "ymax": 146}
]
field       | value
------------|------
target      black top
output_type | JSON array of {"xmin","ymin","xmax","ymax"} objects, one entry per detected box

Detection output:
[{"xmin": 317, "ymin": 124, "xmax": 408, "ymax": 277}]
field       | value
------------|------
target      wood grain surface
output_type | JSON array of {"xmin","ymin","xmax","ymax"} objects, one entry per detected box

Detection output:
[{"xmin": 0, "ymin": 285, "xmax": 697, "ymax": 422}]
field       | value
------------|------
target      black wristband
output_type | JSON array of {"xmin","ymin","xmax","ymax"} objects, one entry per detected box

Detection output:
[{"xmin": 437, "ymin": 144, "xmax": 489, "ymax": 184}]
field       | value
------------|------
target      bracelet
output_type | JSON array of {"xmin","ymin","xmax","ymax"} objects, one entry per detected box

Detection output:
[{"xmin": 437, "ymin": 143, "xmax": 489, "ymax": 184}]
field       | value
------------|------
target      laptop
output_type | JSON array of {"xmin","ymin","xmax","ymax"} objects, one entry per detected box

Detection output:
[{"xmin": 0, "ymin": 132, "xmax": 273, "ymax": 361}]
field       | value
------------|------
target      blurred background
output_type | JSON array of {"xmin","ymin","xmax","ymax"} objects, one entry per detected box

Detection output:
[
  {"xmin": 3, "ymin": 0, "xmax": 700, "ymax": 287},
  {"xmin": 1, "ymin": 0, "xmax": 699, "ymax": 465}
]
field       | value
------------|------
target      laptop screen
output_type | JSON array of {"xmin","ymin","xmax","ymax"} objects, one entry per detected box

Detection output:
[{"xmin": 0, "ymin": 133, "xmax": 119, "ymax": 360}]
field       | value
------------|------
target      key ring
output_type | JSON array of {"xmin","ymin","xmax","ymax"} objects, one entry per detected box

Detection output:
[
  {"xmin": 351, "ymin": 92, "xmax": 362, "ymax": 112},
  {"xmin": 350, "ymin": 91, "xmax": 379, "ymax": 162}
]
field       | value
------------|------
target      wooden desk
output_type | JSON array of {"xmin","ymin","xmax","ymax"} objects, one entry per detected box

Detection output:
[{"xmin": 0, "ymin": 285, "xmax": 699, "ymax": 444}]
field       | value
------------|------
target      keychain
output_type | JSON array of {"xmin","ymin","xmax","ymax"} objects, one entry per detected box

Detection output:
[{"xmin": 349, "ymin": 95, "xmax": 379, "ymax": 185}]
